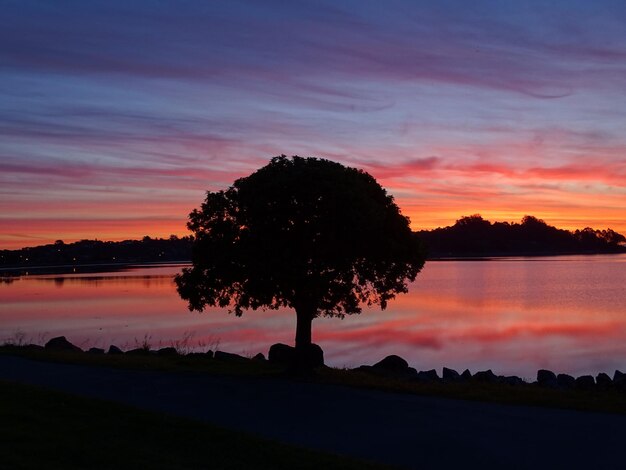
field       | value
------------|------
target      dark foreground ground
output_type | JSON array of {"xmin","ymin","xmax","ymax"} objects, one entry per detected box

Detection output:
[
  {"xmin": 1, "ymin": 379, "xmax": 383, "ymax": 470},
  {"xmin": 1, "ymin": 355, "xmax": 625, "ymax": 469}
]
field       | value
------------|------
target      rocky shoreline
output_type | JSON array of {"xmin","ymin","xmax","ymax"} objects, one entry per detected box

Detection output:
[{"xmin": 17, "ymin": 336, "xmax": 626, "ymax": 393}]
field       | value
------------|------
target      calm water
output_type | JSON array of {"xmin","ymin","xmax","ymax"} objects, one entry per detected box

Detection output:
[{"xmin": 2, "ymin": 255, "xmax": 626, "ymax": 379}]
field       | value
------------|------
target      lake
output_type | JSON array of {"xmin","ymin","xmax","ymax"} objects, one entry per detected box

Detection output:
[{"xmin": 2, "ymin": 255, "xmax": 626, "ymax": 379}]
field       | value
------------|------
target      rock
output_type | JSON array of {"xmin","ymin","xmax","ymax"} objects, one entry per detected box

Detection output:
[
  {"xmin": 107, "ymin": 345, "xmax": 124, "ymax": 355},
  {"xmin": 613, "ymin": 370, "xmax": 626, "ymax": 391},
  {"xmin": 156, "ymin": 347, "xmax": 178, "ymax": 356},
  {"xmin": 537, "ymin": 369, "xmax": 558, "ymax": 388},
  {"xmin": 214, "ymin": 350, "xmax": 249, "ymax": 362},
  {"xmin": 126, "ymin": 347, "xmax": 151, "ymax": 356},
  {"xmin": 473, "ymin": 369, "xmax": 498, "ymax": 383},
  {"xmin": 372, "ymin": 355, "xmax": 409, "ymax": 372},
  {"xmin": 461, "ymin": 369, "xmax": 472, "ymax": 381},
  {"xmin": 298, "ymin": 344, "xmax": 325, "ymax": 369},
  {"xmin": 252, "ymin": 352, "xmax": 266, "ymax": 361},
  {"xmin": 186, "ymin": 350, "xmax": 214, "ymax": 359},
  {"xmin": 268, "ymin": 343, "xmax": 324, "ymax": 370},
  {"xmin": 268, "ymin": 343, "xmax": 296, "ymax": 365},
  {"xmin": 416, "ymin": 369, "xmax": 439, "ymax": 382},
  {"xmin": 596, "ymin": 373, "xmax": 612, "ymax": 389},
  {"xmin": 44, "ymin": 336, "xmax": 82, "ymax": 352},
  {"xmin": 557, "ymin": 374, "xmax": 576, "ymax": 389},
  {"xmin": 575, "ymin": 375, "xmax": 595, "ymax": 390},
  {"xmin": 366, "ymin": 354, "xmax": 414, "ymax": 379},
  {"xmin": 502, "ymin": 376, "xmax": 524, "ymax": 386},
  {"xmin": 442, "ymin": 367, "xmax": 461, "ymax": 382},
  {"xmin": 88, "ymin": 347, "xmax": 105, "ymax": 354},
  {"xmin": 185, "ymin": 352, "xmax": 207, "ymax": 359}
]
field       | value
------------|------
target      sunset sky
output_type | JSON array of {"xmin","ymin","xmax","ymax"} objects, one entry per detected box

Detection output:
[{"xmin": 2, "ymin": 0, "xmax": 626, "ymax": 249}]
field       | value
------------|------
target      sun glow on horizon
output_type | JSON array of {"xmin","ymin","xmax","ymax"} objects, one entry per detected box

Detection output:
[{"xmin": 2, "ymin": 1, "xmax": 626, "ymax": 249}]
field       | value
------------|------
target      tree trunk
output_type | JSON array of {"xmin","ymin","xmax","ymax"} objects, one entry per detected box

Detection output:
[
  {"xmin": 292, "ymin": 305, "xmax": 323, "ymax": 373},
  {"xmin": 295, "ymin": 306, "xmax": 314, "ymax": 351}
]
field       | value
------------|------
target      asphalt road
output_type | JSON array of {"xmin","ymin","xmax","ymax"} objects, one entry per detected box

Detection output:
[{"xmin": 1, "ymin": 355, "xmax": 625, "ymax": 469}]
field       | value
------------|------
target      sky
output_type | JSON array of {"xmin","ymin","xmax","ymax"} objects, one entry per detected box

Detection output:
[{"xmin": 1, "ymin": 0, "xmax": 626, "ymax": 249}]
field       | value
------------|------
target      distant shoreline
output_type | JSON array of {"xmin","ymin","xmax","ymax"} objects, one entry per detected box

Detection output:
[
  {"xmin": 2, "ymin": 216, "xmax": 624, "ymax": 272},
  {"xmin": 3, "ymin": 252, "xmax": 626, "ymax": 276},
  {"xmin": 0, "ymin": 260, "xmax": 190, "ymax": 276},
  {"xmin": 429, "ymin": 251, "xmax": 626, "ymax": 261}
]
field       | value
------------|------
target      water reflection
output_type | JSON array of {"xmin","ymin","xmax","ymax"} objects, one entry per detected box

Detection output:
[{"xmin": 1, "ymin": 256, "xmax": 625, "ymax": 379}]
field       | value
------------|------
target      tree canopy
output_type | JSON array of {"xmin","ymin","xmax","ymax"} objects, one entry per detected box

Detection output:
[
  {"xmin": 417, "ymin": 214, "xmax": 626, "ymax": 257},
  {"xmin": 175, "ymin": 155, "xmax": 425, "ymax": 351}
]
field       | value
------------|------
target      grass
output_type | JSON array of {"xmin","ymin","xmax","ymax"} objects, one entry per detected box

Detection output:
[
  {"xmin": 0, "ymin": 379, "xmax": 387, "ymax": 470},
  {"xmin": 3, "ymin": 345, "xmax": 626, "ymax": 416}
]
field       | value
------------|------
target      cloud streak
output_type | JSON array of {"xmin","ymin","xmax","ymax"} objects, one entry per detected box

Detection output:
[
  {"xmin": 4, "ymin": 1, "xmax": 626, "ymax": 95},
  {"xmin": 2, "ymin": 1, "xmax": 626, "ymax": 247}
]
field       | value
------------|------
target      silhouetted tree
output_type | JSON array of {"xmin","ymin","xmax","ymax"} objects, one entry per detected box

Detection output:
[
  {"xmin": 417, "ymin": 214, "xmax": 626, "ymax": 257},
  {"xmin": 0, "ymin": 236, "xmax": 193, "ymax": 269},
  {"xmin": 597, "ymin": 229, "xmax": 626, "ymax": 245},
  {"xmin": 175, "ymin": 156, "xmax": 425, "ymax": 359},
  {"xmin": 456, "ymin": 214, "xmax": 490, "ymax": 228}
]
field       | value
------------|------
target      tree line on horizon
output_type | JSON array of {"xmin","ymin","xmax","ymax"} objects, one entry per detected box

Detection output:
[
  {"xmin": 0, "ymin": 235, "xmax": 194, "ymax": 269},
  {"xmin": 1, "ymin": 215, "xmax": 624, "ymax": 269},
  {"xmin": 417, "ymin": 214, "xmax": 626, "ymax": 257}
]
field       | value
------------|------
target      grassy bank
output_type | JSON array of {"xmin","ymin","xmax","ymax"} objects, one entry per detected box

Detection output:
[
  {"xmin": 1, "ymin": 379, "xmax": 385, "ymax": 470},
  {"xmin": 3, "ymin": 345, "xmax": 626, "ymax": 416}
]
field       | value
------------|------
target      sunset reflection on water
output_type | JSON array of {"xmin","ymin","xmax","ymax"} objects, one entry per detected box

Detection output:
[{"xmin": 1, "ymin": 255, "xmax": 625, "ymax": 379}]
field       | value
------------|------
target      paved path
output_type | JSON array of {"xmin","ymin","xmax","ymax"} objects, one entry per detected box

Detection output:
[{"xmin": 1, "ymin": 355, "xmax": 625, "ymax": 468}]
